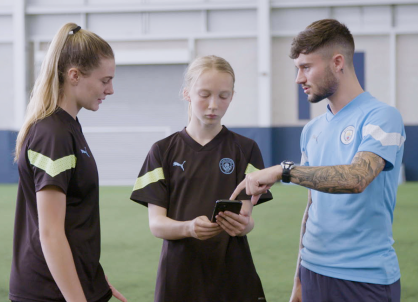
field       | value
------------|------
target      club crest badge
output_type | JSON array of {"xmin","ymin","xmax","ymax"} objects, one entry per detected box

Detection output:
[
  {"xmin": 341, "ymin": 126, "xmax": 355, "ymax": 145},
  {"xmin": 219, "ymin": 158, "xmax": 235, "ymax": 174}
]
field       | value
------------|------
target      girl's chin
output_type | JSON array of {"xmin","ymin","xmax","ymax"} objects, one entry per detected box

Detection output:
[{"xmin": 86, "ymin": 105, "xmax": 100, "ymax": 112}]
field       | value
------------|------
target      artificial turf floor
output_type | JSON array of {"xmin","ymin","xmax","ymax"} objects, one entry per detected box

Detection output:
[{"xmin": 1, "ymin": 183, "xmax": 417, "ymax": 301}]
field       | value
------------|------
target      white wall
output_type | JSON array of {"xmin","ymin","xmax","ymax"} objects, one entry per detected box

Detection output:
[
  {"xmin": 78, "ymin": 64, "xmax": 188, "ymax": 184},
  {"xmin": 2, "ymin": 1, "xmax": 418, "ymax": 183},
  {"xmin": 272, "ymin": 37, "xmax": 302, "ymax": 126},
  {"xmin": 3, "ymin": 1, "xmax": 417, "ymax": 131},
  {"xmin": 0, "ymin": 44, "xmax": 14, "ymax": 129},
  {"xmin": 0, "ymin": 4, "xmax": 13, "ymax": 129},
  {"xmin": 397, "ymin": 34, "xmax": 418, "ymax": 125},
  {"xmin": 355, "ymin": 35, "xmax": 391, "ymax": 105},
  {"xmin": 196, "ymin": 38, "xmax": 258, "ymax": 127}
]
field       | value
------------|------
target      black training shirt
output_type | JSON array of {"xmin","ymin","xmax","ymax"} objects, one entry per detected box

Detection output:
[
  {"xmin": 131, "ymin": 126, "xmax": 273, "ymax": 302},
  {"xmin": 9, "ymin": 108, "xmax": 110, "ymax": 302}
]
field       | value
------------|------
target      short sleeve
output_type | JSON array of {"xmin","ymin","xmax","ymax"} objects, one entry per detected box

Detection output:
[
  {"xmin": 358, "ymin": 106, "xmax": 406, "ymax": 171},
  {"xmin": 235, "ymin": 141, "xmax": 273, "ymax": 206},
  {"xmin": 27, "ymin": 123, "xmax": 76, "ymax": 194},
  {"xmin": 130, "ymin": 143, "xmax": 168, "ymax": 208}
]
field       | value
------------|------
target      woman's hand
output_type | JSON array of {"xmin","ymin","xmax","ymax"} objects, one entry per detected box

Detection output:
[
  {"xmin": 105, "ymin": 275, "xmax": 127, "ymax": 302},
  {"xmin": 215, "ymin": 200, "xmax": 254, "ymax": 236},
  {"xmin": 189, "ymin": 215, "xmax": 222, "ymax": 240}
]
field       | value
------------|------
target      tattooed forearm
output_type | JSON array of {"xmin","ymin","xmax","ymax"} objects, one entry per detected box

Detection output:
[{"xmin": 290, "ymin": 152, "xmax": 385, "ymax": 193}]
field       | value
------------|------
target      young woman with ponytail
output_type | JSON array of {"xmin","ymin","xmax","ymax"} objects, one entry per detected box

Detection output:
[{"xmin": 9, "ymin": 23, "xmax": 126, "ymax": 302}]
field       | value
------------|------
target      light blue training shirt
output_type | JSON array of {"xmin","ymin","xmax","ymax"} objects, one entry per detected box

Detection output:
[{"xmin": 299, "ymin": 92, "xmax": 406, "ymax": 285}]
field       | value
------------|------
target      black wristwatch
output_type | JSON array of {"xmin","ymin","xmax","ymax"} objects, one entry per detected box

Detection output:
[{"xmin": 281, "ymin": 160, "xmax": 295, "ymax": 183}]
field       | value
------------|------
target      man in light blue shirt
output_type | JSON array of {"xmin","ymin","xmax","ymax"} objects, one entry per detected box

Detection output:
[{"xmin": 231, "ymin": 19, "xmax": 405, "ymax": 302}]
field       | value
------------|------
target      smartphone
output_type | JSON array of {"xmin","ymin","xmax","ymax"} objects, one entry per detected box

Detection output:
[{"xmin": 211, "ymin": 200, "xmax": 242, "ymax": 222}]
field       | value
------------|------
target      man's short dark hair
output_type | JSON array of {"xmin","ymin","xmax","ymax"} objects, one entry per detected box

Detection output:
[{"xmin": 290, "ymin": 19, "xmax": 355, "ymax": 65}]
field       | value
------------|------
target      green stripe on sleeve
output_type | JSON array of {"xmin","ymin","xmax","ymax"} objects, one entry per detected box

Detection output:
[
  {"xmin": 133, "ymin": 167, "xmax": 165, "ymax": 191},
  {"xmin": 28, "ymin": 149, "xmax": 77, "ymax": 177},
  {"xmin": 245, "ymin": 163, "xmax": 259, "ymax": 174}
]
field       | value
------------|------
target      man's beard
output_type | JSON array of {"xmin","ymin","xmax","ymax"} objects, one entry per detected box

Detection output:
[{"xmin": 308, "ymin": 67, "xmax": 338, "ymax": 104}]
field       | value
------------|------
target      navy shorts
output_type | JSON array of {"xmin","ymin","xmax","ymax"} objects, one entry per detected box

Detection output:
[{"xmin": 300, "ymin": 265, "xmax": 401, "ymax": 302}]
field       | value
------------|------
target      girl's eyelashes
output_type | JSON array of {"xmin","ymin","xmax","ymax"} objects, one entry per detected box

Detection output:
[
  {"xmin": 101, "ymin": 77, "xmax": 112, "ymax": 84},
  {"xmin": 197, "ymin": 91, "xmax": 231, "ymax": 99}
]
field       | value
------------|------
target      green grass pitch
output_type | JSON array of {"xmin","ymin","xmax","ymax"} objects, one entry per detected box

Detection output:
[{"xmin": 1, "ymin": 183, "xmax": 417, "ymax": 301}]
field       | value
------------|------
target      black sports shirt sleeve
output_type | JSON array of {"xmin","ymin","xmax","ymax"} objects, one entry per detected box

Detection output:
[
  {"xmin": 130, "ymin": 143, "xmax": 169, "ymax": 208},
  {"xmin": 27, "ymin": 122, "xmax": 76, "ymax": 194},
  {"xmin": 235, "ymin": 141, "xmax": 273, "ymax": 205}
]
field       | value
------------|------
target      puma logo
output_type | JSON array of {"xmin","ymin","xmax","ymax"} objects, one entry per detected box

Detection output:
[
  {"xmin": 173, "ymin": 161, "xmax": 186, "ymax": 171},
  {"xmin": 81, "ymin": 147, "xmax": 90, "ymax": 157},
  {"xmin": 312, "ymin": 132, "xmax": 322, "ymax": 143}
]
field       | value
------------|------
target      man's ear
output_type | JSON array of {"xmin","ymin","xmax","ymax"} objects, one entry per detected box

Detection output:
[
  {"xmin": 67, "ymin": 67, "xmax": 80, "ymax": 86},
  {"xmin": 332, "ymin": 53, "xmax": 345, "ymax": 73},
  {"xmin": 183, "ymin": 88, "xmax": 191, "ymax": 102}
]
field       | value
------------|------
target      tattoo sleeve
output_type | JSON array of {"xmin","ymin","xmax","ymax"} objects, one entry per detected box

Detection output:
[{"xmin": 290, "ymin": 151, "xmax": 386, "ymax": 193}]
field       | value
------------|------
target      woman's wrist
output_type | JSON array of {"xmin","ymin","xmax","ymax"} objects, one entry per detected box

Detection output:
[{"xmin": 186, "ymin": 220, "xmax": 195, "ymax": 238}]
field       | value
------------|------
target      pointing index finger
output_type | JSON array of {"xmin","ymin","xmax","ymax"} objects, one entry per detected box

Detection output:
[
  {"xmin": 250, "ymin": 194, "xmax": 261, "ymax": 205},
  {"xmin": 230, "ymin": 179, "xmax": 246, "ymax": 200}
]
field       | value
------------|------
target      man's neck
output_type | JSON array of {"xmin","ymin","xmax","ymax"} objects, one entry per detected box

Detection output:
[{"xmin": 328, "ymin": 73, "xmax": 364, "ymax": 115}]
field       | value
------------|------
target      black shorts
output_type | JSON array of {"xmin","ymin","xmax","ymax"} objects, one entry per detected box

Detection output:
[{"xmin": 299, "ymin": 265, "xmax": 401, "ymax": 302}]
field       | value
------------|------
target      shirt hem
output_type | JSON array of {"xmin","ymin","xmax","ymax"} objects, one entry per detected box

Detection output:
[
  {"xmin": 9, "ymin": 285, "xmax": 111, "ymax": 302},
  {"xmin": 35, "ymin": 180, "xmax": 69, "ymax": 195},
  {"xmin": 235, "ymin": 193, "xmax": 272, "ymax": 206},
  {"xmin": 301, "ymin": 261, "xmax": 400, "ymax": 285},
  {"xmin": 357, "ymin": 147, "xmax": 395, "ymax": 171},
  {"xmin": 9, "ymin": 293, "xmax": 65, "ymax": 302},
  {"xmin": 130, "ymin": 195, "xmax": 167, "ymax": 209}
]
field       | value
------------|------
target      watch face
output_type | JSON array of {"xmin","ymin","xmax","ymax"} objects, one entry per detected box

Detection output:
[
  {"xmin": 281, "ymin": 160, "xmax": 293, "ymax": 183},
  {"xmin": 283, "ymin": 161, "xmax": 294, "ymax": 168}
]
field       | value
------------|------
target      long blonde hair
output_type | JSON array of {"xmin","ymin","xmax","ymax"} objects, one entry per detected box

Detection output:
[
  {"xmin": 182, "ymin": 55, "xmax": 235, "ymax": 122},
  {"xmin": 15, "ymin": 23, "xmax": 114, "ymax": 161}
]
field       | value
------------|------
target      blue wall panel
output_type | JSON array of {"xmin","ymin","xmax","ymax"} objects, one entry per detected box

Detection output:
[
  {"xmin": 229, "ymin": 127, "xmax": 273, "ymax": 167},
  {"xmin": 231, "ymin": 127, "xmax": 302, "ymax": 167},
  {"xmin": 0, "ymin": 131, "xmax": 19, "ymax": 183},
  {"xmin": 404, "ymin": 126, "xmax": 418, "ymax": 181},
  {"xmin": 298, "ymin": 84, "xmax": 310, "ymax": 120},
  {"xmin": 272, "ymin": 127, "xmax": 303, "ymax": 164},
  {"xmin": 1, "ymin": 126, "xmax": 417, "ymax": 183},
  {"xmin": 354, "ymin": 52, "xmax": 365, "ymax": 90}
]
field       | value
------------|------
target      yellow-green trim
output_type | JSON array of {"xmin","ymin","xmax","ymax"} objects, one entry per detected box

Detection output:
[
  {"xmin": 245, "ymin": 163, "xmax": 259, "ymax": 174},
  {"xmin": 28, "ymin": 149, "xmax": 77, "ymax": 177},
  {"xmin": 133, "ymin": 167, "xmax": 165, "ymax": 191}
]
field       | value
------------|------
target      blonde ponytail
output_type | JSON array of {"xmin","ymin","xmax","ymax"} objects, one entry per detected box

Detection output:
[{"xmin": 15, "ymin": 23, "xmax": 113, "ymax": 161}]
